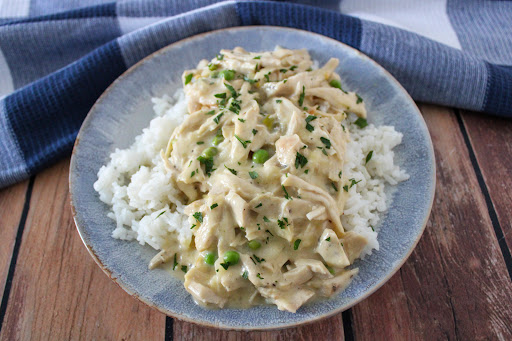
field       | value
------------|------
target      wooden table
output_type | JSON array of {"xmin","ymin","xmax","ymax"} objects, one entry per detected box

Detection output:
[{"xmin": 0, "ymin": 105, "xmax": 511, "ymax": 340}]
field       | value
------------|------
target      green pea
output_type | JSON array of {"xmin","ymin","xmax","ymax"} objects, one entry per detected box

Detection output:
[
  {"xmin": 248, "ymin": 240, "xmax": 261, "ymax": 250},
  {"xmin": 204, "ymin": 252, "xmax": 217, "ymax": 265},
  {"xmin": 220, "ymin": 70, "xmax": 235, "ymax": 81},
  {"xmin": 252, "ymin": 149, "xmax": 269, "ymax": 164},
  {"xmin": 329, "ymin": 79, "xmax": 342, "ymax": 89},
  {"xmin": 223, "ymin": 250, "xmax": 240, "ymax": 265},
  {"xmin": 212, "ymin": 134, "xmax": 224, "ymax": 146},
  {"xmin": 202, "ymin": 147, "xmax": 218, "ymax": 159}
]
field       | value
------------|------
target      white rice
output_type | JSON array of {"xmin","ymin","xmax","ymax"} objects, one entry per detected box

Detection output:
[{"xmin": 93, "ymin": 90, "xmax": 408, "ymax": 256}]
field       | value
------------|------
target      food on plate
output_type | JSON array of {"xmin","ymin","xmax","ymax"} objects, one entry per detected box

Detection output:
[{"xmin": 94, "ymin": 47, "xmax": 409, "ymax": 313}]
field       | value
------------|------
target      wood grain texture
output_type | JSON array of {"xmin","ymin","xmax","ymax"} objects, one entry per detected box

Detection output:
[
  {"xmin": 0, "ymin": 180, "xmax": 28, "ymax": 300},
  {"xmin": 460, "ymin": 110, "xmax": 512, "ymax": 254},
  {"xmin": 350, "ymin": 105, "xmax": 512, "ymax": 340},
  {"xmin": 173, "ymin": 313, "xmax": 344, "ymax": 341},
  {"xmin": 0, "ymin": 159, "xmax": 165, "ymax": 341}
]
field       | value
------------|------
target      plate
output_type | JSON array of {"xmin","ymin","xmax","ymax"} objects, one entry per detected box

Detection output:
[{"xmin": 70, "ymin": 26, "xmax": 435, "ymax": 330}]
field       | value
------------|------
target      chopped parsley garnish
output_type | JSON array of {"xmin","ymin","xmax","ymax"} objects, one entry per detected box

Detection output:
[
  {"xmin": 224, "ymin": 165, "xmax": 237, "ymax": 175},
  {"xmin": 321, "ymin": 148, "xmax": 328, "ymax": 156},
  {"xmin": 277, "ymin": 219, "xmax": 285, "ymax": 229},
  {"xmin": 190, "ymin": 170, "xmax": 196, "ymax": 177},
  {"xmin": 371, "ymin": 225, "xmax": 375, "ymax": 232},
  {"xmin": 217, "ymin": 54, "xmax": 224, "ymax": 60},
  {"xmin": 280, "ymin": 69, "xmax": 288, "ymax": 73},
  {"xmin": 224, "ymin": 82, "xmax": 238, "ymax": 98},
  {"xmin": 193, "ymin": 212, "xmax": 203, "ymax": 223},
  {"xmin": 264, "ymin": 72, "xmax": 271, "ymax": 82},
  {"xmin": 249, "ymin": 171, "xmax": 258, "ymax": 179},
  {"xmin": 234, "ymin": 134, "xmax": 251, "ymax": 148},
  {"xmin": 282, "ymin": 185, "xmax": 291, "ymax": 200},
  {"xmin": 228, "ymin": 99, "xmax": 241, "ymax": 114},
  {"xmin": 213, "ymin": 112, "xmax": 224, "ymax": 124},
  {"xmin": 356, "ymin": 94, "xmax": 363, "ymax": 104},
  {"xmin": 349, "ymin": 178, "xmax": 362, "ymax": 188},
  {"xmin": 253, "ymin": 56, "xmax": 261, "ymax": 59},
  {"xmin": 214, "ymin": 92, "xmax": 226, "ymax": 99},
  {"xmin": 331, "ymin": 182, "xmax": 338, "ymax": 192},
  {"xmin": 253, "ymin": 254, "xmax": 265, "ymax": 263},
  {"xmin": 252, "ymin": 129, "xmax": 258, "ymax": 135},
  {"xmin": 238, "ymin": 118, "xmax": 246, "ymax": 123},
  {"xmin": 263, "ymin": 216, "xmax": 270, "ymax": 223},
  {"xmin": 205, "ymin": 110, "xmax": 215, "ymax": 115},
  {"xmin": 293, "ymin": 239, "xmax": 301, "ymax": 250},
  {"xmin": 255, "ymin": 203, "xmax": 262, "ymax": 208},
  {"xmin": 354, "ymin": 117, "xmax": 368, "ymax": 128},
  {"xmin": 320, "ymin": 137, "xmax": 331, "ymax": 149},
  {"xmin": 295, "ymin": 152, "xmax": 308, "ymax": 169},
  {"xmin": 338, "ymin": 171, "xmax": 342, "ymax": 178},
  {"xmin": 298, "ymin": 85, "xmax": 305, "ymax": 107},
  {"xmin": 196, "ymin": 141, "xmax": 204, "ymax": 145},
  {"xmin": 305, "ymin": 115, "xmax": 317, "ymax": 132},
  {"xmin": 172, "ymin": 253, "xmax": 178, "ymax": 270},
  {"xmin": 242, "ymin": 271, "xmax": 249, "ymax": 279},
  {"xmin": 341, "ymin": 124, "xmax": 346, "ymax": 132},
  {"xmin": 265, "ymin": 229, "xmax": 274, "ymax": 236},
  {"xmin": 304, "ymin": 169, "xmax": 309, "ymax": 174},
  {"xmin": 197, "ymin": 156, "xmax": 214, "ymax": 176},
  {"xmin": 329, "ymin": 79, "xmax": 348, "ymax": 93},
  {"xmin": 243, "ymin": 76, "xmax": 257, "ymax": 84},
  {"xmin": 365, "ymin": 150, "xmax": 374, "ymax": 164},
  {"xmin": 190, "ymin": 224, "xmax": 196, "ymax": 229},
  {"xmin": 220, "ymin": 263, "xmax": 229, "ymax": 270},
  {"xmin": 343, "ymin": 185, "xmax": 349, "ymax": 192},
  {"xmin": 276, "ymin": 99, "xmax": 282, "ymax": 103},
  {"xmin": 289, "ymin": 65, "xmax": 298, "ymax": 71},
  {"xmin": 210, "ymin": 203, "xmax": 218, "ymax": 210},
  {"xmin": 326, "ymin": 237, "xmax": 331, "ymax": 242},
  {"xmin": 256, "ymin": 273, "xmax": 264, "ymax": 279},
  {"xmin": 181, "ymin": 265, "xmax": 188, "ymax": 273},
  {"xmin": 283, "ymin": 79, "xmax": 287, "ymax": 83},
  {"xmin": 156, "ymin": 210, "xmax": 166, "ymax": 219},
  {"xmin": 184, "ymin": 73, "xmax": 193, "ymax": 85}
]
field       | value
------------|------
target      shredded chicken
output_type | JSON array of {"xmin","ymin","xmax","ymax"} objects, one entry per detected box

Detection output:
[{"xmin": 150, "ymin": 47, "xmax": 370, "ymax": 312}]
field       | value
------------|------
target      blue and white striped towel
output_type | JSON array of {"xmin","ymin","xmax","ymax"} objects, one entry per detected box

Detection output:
[{"xmin": 1, "ymin": 0, "xmax": 511, "ymax": 188}]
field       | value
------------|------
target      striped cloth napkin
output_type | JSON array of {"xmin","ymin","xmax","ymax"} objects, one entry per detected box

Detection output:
[{"xmin": 1, "ymin": 0, "xmax": 511, "ymax": 188}]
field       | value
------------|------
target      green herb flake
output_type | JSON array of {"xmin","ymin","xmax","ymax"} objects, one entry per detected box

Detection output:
[
  {"xmin": 217, "ymin": 54, "xmax": 224, "ymax": 60},
  {"xmin": 173, "ymin": 253, "xmax": 178, "ymax": 270},
  {"xmin": 276, "ymin": 99, "xmax": 282, "ymax": 103},
  {"xmin": 280, "ymin": 69, "xmax": 288, "ymax": 73},
  {"xmin": 253, "ymin": 254, "xmax": 265, "ymax": 263},
  {"xmin": 220, "ymin": 263, "xmax": 229, "ymax": 270},
  {"xmin": 243, "ymin": 76, "xmax": 257, "ymax": 84},
  {"xmin": 190, "ymin": 170, "xmax": 195, "ymax": 178},
  {"xmin": 264, "ymin": 72, "xmax": 271, "ymax": 82},
  {"xmin": 341, "ymin": 124, "xmax": 346, "ymax": 132},
  {"xmin": 224, "ymin": 82, "xmax": 238, "ymax": 98},
  {"xmin": 253, "ymin": 56, "xmax": 261, "ymax": 59},
  {"xmin": 224, "ymin": 165, "xmax": 237, "ymax": 175},
  {"xmin": 265, "ymin": 229, "xmax": 274, "ymax": 236},
  {"xmin": 196, "ymin": 141, "xmax": 204, "ymax": 145},
  {"xmin": 242, "ymin": 271, "xmax": 249, "ymax": 279},
  {"xmin": 156, "ymin": 210, "xmax": 166, "ymax": 219},
  {"xmin": 320, "ymin": 137, "xmax": 332, "ymax": 149},
  {"xmin": 181, "ymin": 265, "xmax": 188, "ymax": 273},
  {"xmin": 249, "ymin": 171, "xmax": 258, "ymax": 179},
  {"xmin": 321, "ymin": 148, "xmax": 328, "ymax": 156},
  {"xmin": 210, "ymin": 203, "xmax": 218, "ymax": 210},
  {"xmin": 184, "ymin": 73, "xmax": 193, "ymax": 85},
  {"xmin": 214, "ymin": 92, "xmax": 226, "ymax": 99},
  {"xmin": 277, "ymin": 219, "xmax": 286, "ymax": 229},
  {"xmin": 282, "ymin": 185, "xmax": 291, "ymax": 200},
  {"xmin": 252, "ymin": 129, "xmax": 258, "ymax": 135},
  {"xmin": 205, "ymin": 110, "xmax": 215, "ymax": 116},
  {"xmin": 213, "ymin": 112, "xmax": 224, "ymax": 124},
  {"xmin": 365, "ymin": 150, "xmax": 374, "ymax": 164},
  {"xmin": 356, "ymin": 94, "xmax": 363, "ymax": 104},
  {"xmin": 305, "ymin": 115, "xmax": 317, "ymax": 132},
  {"xmin": 234, "ymin": 134, "xmax": 251, "ymax": 148},
  {"xmin": 263, "ymin": 216, "xmax": 270, "ymax": 223},
  {"xmin": 343, "ymin": 185, "xmax": 349, "ymax": 192},
  {"xmin": 193, "ymin": 212, "xmax": 203, "ymax": 223},
  {"xmin": 298, "ymin": 85, "xmax": 305, "ymax": 107},
  {"xmin": 255, "ymin": 203, "xmax": 262, "ymax": 208},
  {"xmin": 354, "ymin": 117, "xmax": 368, "ymax": 129},
  {"xmin": 290, "ymin": 65, "xmax": 298, "ymax": 71},
  {"xmin": 305, "ymin": 169, "xmax": 309, "ymax": 174},
  {"xmin": 331, "ymin": 182, "xmax": 338, "ymax": 192},
  {"xmin": 349, "ymin": 178, "xmax": 362, "ymax": 188},
  {"xmin": 190, "ymin": 224, "xmax": 196, "ymax": 230},
  {"xmin": 293, "ymin": 239, "xmax": 302, "ymax": 250},
  {"xmin": 238, "ymin": 118, "xmax": 246, "ymax": 123},
  {"xmin": 295, "ymin": 152, "xmax": 308, "ymax": 169},
  {"xmin": 256, "ymin": 273, "xmax": 264, "ymax": 279},
  {"xmin": 338, "ymin": 171, "xmax": 342, "ymax": 178}
]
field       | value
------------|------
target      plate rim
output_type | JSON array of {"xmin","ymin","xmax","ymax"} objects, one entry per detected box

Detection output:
[{"xmin": 69, "ymin": 25, "xmax": 436, "ymax": 331}]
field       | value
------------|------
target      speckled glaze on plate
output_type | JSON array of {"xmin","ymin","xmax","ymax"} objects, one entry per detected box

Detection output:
[{"xmin": 69, "ymin": 26, "xmax": 435, "ymax": 330}]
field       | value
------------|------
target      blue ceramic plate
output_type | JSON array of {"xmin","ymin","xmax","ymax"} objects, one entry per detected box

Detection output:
[{"xmin": 70, "ymin": 27, "xmax": 435, "ymax": 330}]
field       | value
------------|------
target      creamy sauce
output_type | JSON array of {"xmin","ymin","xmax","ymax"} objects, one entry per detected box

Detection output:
[{"xmin": 153, "ymin": 47, "xmax": 369, "ymax": 313}]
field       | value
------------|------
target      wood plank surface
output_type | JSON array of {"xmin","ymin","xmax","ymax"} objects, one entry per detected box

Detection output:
[
  {"xmin": 460, "ymin": 110, "xmax": 512, "ymax": 255},
  {"xmin": 350, "ymin": 105, "xmax": 512, "ymax": 340},
  {"xmin": 0, "ymin": 180, "xmax": 28, "ymax": 301},
  {"xmin": 0, "ymin": 160, "xmax": 165, "ymax": 341},
  {"xmin": 173, "ymin": 313, "xmax": 344, "ymax": 341}
]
